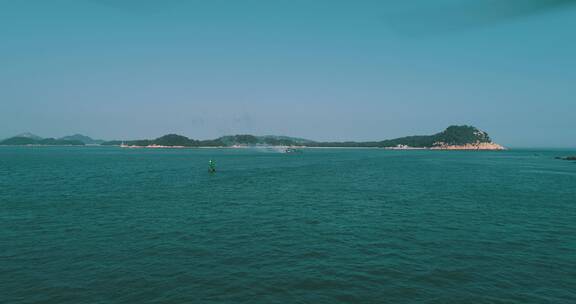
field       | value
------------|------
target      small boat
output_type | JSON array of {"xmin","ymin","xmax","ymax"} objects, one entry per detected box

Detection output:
[{"xmin": 284, "ymin": 147, "xmax": 302, "ymax": 154}]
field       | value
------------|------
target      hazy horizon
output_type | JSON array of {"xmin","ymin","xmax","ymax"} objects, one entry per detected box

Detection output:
[{"xmin": 2, "ymin": 1, "xmax": 575, "ymax": 147}]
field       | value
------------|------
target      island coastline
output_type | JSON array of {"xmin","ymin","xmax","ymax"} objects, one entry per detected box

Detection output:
[{"xmin": 1, "ymin": 125, "xmax": 507, "ymax": 151}]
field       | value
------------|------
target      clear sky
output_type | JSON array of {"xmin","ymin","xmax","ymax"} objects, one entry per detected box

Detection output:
[{"xmin": 1, "ymin": 0, "xmax": 575, "ymax": 147}]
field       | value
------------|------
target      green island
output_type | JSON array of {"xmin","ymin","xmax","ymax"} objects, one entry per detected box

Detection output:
[{"xmin": 1, "ymin": 125, "xmax": 505, "ymax": 150}]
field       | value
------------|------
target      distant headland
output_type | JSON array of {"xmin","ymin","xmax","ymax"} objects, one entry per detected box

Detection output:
[{"xmin": 0, "ymin": 125, "xmax": 505, "ymax": 150}]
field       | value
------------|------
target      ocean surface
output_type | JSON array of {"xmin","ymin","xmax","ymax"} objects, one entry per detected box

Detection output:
[{"xmin": 1, "ymin": 147, "xmax": 575, "ymax": 304}]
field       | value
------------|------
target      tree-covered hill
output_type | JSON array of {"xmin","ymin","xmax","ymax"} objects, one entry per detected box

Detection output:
[
  {"xmin": 102, "ymin": 134, "xmax": 222, "ymax": 147},
  {"xmin": 377, "ymin": 125, "xmax": 492, "ymax": 148},
  {"xmin": 309, "ymin": 125, "xmax": 495, "ymax": 148},
  {"xmin": 59, "ymin": 134, "xmax": 104, "ymax": 145}
]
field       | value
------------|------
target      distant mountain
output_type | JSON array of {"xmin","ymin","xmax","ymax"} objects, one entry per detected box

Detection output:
[
  {"xmin": 1, "ymin": 137, "xmax": 38, "ymax": 145},
  {"xmin": 59, "ymin": 134, "xmax": 104, "ymax": 145},
  {"xmin": 15, "ymin": 132, "xmax": 43, "ymax": 140},
  {"xmin": 0, "ymin": 136, "xmax": 84, "ymax": 146},
  {"xmin": 0, "ymin": 132, "xmax": 98, "ymax": 146}
]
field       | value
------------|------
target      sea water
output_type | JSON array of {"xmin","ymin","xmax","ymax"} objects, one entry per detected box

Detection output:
[{"xmin": 1, "ymin": 147, "xmax": 575, "ymax": 303}]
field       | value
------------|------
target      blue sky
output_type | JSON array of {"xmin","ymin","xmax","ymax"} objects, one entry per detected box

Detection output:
[{"xmin": 1, "ymin": 0, "xmax": 575, "ymax": 147}]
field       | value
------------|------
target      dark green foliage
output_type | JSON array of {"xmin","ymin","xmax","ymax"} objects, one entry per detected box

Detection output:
[
  {"xmin": 153, "ymin": 134, "xmax": 196, "ymax": 146},
  {"xmin": 433, "ymin": 125, "xmax": 490, "ymax": 145}
]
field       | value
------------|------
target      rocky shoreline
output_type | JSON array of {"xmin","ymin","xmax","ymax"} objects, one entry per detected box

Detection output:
[
  {"xmin": 384, "ymin": 142, "xmax": 505, "ymax": 150},
  {"xmin": 430, "ymin": 142, "xmax": 506, "ymax": 150}
]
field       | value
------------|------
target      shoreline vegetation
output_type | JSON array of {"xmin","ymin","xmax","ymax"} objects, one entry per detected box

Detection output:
[{"xmin": 1, "ymin": 125, "xmax": 506, "ymax": 150}]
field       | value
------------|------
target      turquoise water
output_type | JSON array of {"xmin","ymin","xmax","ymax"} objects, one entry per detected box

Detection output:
[{"xmin": 1, "ymin": 147, "xmax": 575, "ymax": 303}]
